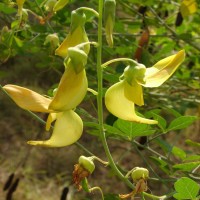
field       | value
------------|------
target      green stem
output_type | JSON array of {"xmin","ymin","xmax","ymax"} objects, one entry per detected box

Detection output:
[
  {"xmin": 101, "ymin": 58, "xmax": 139, "ymax": 68},
  {"xmin": 142, "ymin": 191, "xmax": 175, "ymax": 199},
  {"xmin": 89, "ymin": 186, "xmax": 104, "ymax": 200},
  {"xmin": 96, "ymin": 0, "xmax": 133, "ymax": 189}
]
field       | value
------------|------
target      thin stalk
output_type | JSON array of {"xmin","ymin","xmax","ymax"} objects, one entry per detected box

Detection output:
[
  {"xmin": 142, "ymin": 191, "xmax": 175, "ymax": 199},
  {"xmin": 76, "ymin": 7, "xmax": 99, "ymax": 18},
  {"xmin": 89, "ymin": 186, "xmax": 104, "ymax": 200},
  {"xmin": 96, "ymin": 0, "xmax": 133, "ymax": 189},
  {"xmin": 101, "ymin": 58, "xmax": 139, "ymax": 68}
]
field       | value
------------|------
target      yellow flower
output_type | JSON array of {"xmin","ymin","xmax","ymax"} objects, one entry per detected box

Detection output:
[
  {"xmin": 55, "ymin": 10, "xmax": 90, "ymax": 58},
  {"xmin": 16, "ymin": 0, "xmax": 26, "ymax": 16},
  {"xmin": 3, "ymin": 48, "xmax": 88, "ymax": 147},
  {"xmin": 105, "ymin": 50, "xmax": 185, "ymax": 124}
]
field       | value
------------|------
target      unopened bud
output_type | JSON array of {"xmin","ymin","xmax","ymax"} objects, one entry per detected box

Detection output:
[
  {"xmin": 104, "ymin": 0, "xmax": 116, "ymax": 47},
  {"xmin": 78, "ymin": 156, "xmax": 95, "ymax": 174},
  {"xmin": 131, "ymin": 167, "xmax": 149, "ymax": 182},
  {"xmin": 44, "ymin": 33, "xmax": 60, "ymax": 47}
]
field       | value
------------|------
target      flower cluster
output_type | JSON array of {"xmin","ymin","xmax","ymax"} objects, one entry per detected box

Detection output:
[
  {"xmin": 3, "ymin": 9, "xmax": 90, "ymax": 147},
  {"xmin": 2, "ymin": 4, "xmax": 185, "ymax": 147}
]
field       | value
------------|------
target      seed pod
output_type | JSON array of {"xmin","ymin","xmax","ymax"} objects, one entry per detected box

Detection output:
[
  {"xmin": 78, "ymin": 156, "xmax": 95, "ymax": 174},
  {"xmin": 104, "ymin": 0, "xmax": 116, "ymax": 47}
]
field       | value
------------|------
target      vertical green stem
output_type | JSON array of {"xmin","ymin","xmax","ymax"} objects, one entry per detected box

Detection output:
[{"xmin": 96, "ymin": 0, "xmax": 133, "ymax": 189}]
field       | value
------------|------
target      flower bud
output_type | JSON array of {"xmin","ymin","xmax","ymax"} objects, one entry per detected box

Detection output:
[
  {"xmin": 53, "ymin": 0, "xmax": 69, "ymax": 12},
  {"xmin": 104, "ymin": 0, "xmax": 116, "ymax": 47},
  {"xmin": 44, "ymin": 33, "xmax": 60, "ymax": 47},
  {"xmin": 131, "ymin": 167, "xmax": 149, "ymax": 182},
  {"xmin": 78, "ymin": 156, "xmax": 95, "ymax": 174}
]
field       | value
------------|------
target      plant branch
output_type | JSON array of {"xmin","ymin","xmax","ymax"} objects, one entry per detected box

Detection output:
[{"xmin": 96, "ymin": 0, "xmax": 134, "ymax": 189}]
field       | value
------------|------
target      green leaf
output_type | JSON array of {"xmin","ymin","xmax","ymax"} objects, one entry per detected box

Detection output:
[
  {"xmin": 114, "ymin": 118, "xmax": 155, "ymax": 140},
  {"xmin": 183, "ymin": 155, "xmax": 200, "ymax": 162},
  {"xmin": 172, "ymin": 146, "xmax": 186, "ymax": 160},
  {"xmin": 167, "ymin": 116, "xmax": 198, "ymax": 131},
  {"xmin": 0, "ymin": 3, "xmax": 16, "ymax": 14},
  {"xmin": 145, "ymin": 110, "xmax": 167, "ymax": 132},
  {"xmin": 173, "ymin": 161, "xmax": 200, "ymax": 172},
  {"xmin": 173, "ymin": 177, "xmax": 200, "ymax": 199},
  {"xmin": 185, "ymin": 139, "xmax": 200, "ymax": 148},
  {"xmin": 150, "ymin": 156, "xmax": 170, "ymax": 174}
]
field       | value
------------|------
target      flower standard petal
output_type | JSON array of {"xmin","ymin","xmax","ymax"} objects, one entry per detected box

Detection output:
[
  {"xmin": 142, "ymin": 50, "xmax": 185, "ymax": 87},
  {"xmin": 49, "ymin": 66, "xmax": 88, "ymax": 111},
  {"xmin": 3, "ymin": 84, "xmax": 51, "ymax": 112},
  {"xmin": 27, "ymin": 110, "xmax": 83, "ymax": 147},
  {"xmin": 105, "ymin": 81, "xmax": 157, "ymax": 124}
]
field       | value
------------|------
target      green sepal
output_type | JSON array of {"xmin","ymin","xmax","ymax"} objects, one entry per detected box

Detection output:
[
  {"xmin": 67, "ymin": 46, "xmax": 88, "ymax": 73},
  {"xmin": 71, "ymin": 10, "xmax": 86, "ymax": 33},
  {"xmin": 79, "ymin": 156, "xmax": 95, "ymax": 174},
  {"xmin": 123, "ymin": 64, "xmax": 146, "ymax": 86},
  {"xmin": 131, "ymin": 167, "xmax": 149, "ymax": 182}
]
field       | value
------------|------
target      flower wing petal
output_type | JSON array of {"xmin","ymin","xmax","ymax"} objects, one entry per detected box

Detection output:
[
  {"xmin": 142, "ymin": 50, "xmax": 185, "ymax": 87},
  {"xmin": 49, "ymin": 67, "xmax": 88, "ymax": 111},
  {"xmin": 3, "ymin": 84, "xmax": 51, "ymax": 112},
  {"xmin": 124, "ymin": 81, "xmax": 144, "ymax": 106},
  {"xmin": 46, "ymin": 113, "xmax": 58, "ymax": 131},
  {"xmin": 28, "ymin": 110, "xmax": 83, "ymax": 147},
  {"xmin": 105, "ymin": 81, "xmax": 157, "ymax": 124}
]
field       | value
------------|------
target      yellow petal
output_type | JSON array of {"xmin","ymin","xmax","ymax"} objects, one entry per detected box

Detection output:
[
  {"xmin": 27, "ymin": 110, "xmax": 83, "ymax": 147},
  {"xmin": 142, "ymin": 50, "xmax": 185, "ymax": 87},
  {"xmin": 55, "ymin": 26, "xmax": 89, "ymax": 58},
  {"xmin": 49, "ymin": 66, "xmax": 88, "ymax": 111},
  {"xmin": 124, "ymin": 80, "xmax": 144, "ymax": 106},
  {"xmin": 105, "ymin": 81, "xmax": 157, "ymax": 124},
  {"xmin": 3, "ymin": 84, "xmax": 51, "ymax": 112},
  {"xmin": 46, "ymin": 113, "xmax": 58, "ymax": 131},
  {"xmin": 180, "ymin": 0, "xmax": 197, "ymax": 18}
]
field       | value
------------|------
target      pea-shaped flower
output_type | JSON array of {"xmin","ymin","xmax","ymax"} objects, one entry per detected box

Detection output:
[
  {"xmin": 105, "ymin": 50, "xmax": 185, "ymax": 124},
  {"xmin": 3, "ymin": 47, "xmax": 88, "ymax": 147},
  {"xmin": 55, "ymin": 10, "xmax": 90, "ymax": 58}
]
